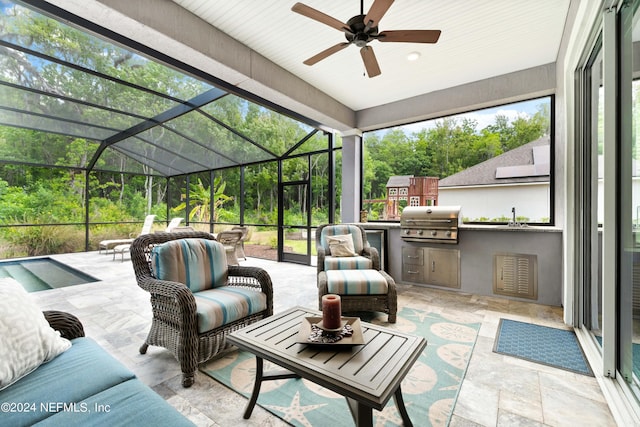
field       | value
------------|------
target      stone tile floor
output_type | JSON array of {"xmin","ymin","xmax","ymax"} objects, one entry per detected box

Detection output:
[{"xmin": 30, "ymin": 251, "xmax": 616, "ymax": 426}]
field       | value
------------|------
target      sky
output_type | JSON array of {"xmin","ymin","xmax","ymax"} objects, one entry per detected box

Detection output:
[{"xmin": 370, "ymin": 97, "xmax": 548, "ymax": 137}]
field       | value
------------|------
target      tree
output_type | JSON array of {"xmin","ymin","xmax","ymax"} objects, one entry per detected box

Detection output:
[{"xmin": 174, "ymin": 177, "xmax": 232, "ymax": 223}]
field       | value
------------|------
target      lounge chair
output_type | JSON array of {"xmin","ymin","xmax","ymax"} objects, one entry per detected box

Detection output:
[
  {"xmin": 215, "ymin": 230, "xmax": 244, "ymax": 266},
  {"xmin": 165, "ymin": 217, "xmax": 184, "ymax": 232},
  {"xmin": 231, "ymin": 226, "xmax": 249, "ymax": 260},
  {"xmin": 112, "ymin": 217, "xmax": 184, "ymax": 261},
  {"xmin": 99, "ymin": 214, "xmax": 155, "ymax": 254}
]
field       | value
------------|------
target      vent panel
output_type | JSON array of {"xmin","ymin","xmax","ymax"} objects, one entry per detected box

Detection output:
[{"xmin": 494, "ymin": 253, "xmax": 538, "ymax": 299}]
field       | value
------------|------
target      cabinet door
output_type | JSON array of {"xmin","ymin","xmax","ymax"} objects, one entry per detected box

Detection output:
[
  {"xmin": 402, "ymin": 246, "xmax": 424, "ymax": 283},
  {"xmin": 493, "ymin": 253, "xmax": 537, "ymax": 299},
  {"xmin": 426, "ymin": 248, "xmax": 460, "ymax": 288}
]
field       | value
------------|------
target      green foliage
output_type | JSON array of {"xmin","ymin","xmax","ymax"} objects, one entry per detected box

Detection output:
[
  {"xmin": 173, "ymin": 177, "xmax": 233, "ymax": 223},
  {"xmin": 364, "ymin": 101, "xmax": 550, "ymax": 204}
]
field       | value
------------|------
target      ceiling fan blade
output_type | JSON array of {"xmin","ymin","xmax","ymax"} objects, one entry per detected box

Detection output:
[
  {"xmin": 360, "ymin": 46, "xmax": 381, "ymax": 78},
  {"xmin": 291, "ymin": 2, "xmax": 350, "ymax": 33},
  {"xmin": 303, "ymin": 43, "xmax": 350, "ymax": 66},
  {"xmin": 378, "ymin": 30, "xmax": 441, "ymax": 43},
  {"xmin": 364, "ymin": 0, "xmax": 394, "ymax": 28}
]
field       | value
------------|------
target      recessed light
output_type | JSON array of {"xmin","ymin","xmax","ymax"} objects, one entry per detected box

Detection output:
[{"xmin": 407, "ymin": 52, "xmax": 421, "ymax": 61}]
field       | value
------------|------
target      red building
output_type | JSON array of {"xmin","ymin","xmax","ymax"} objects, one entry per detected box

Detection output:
[{"xmin": 384, "ymin": 176, "xmax": 439, "ymax": 220}]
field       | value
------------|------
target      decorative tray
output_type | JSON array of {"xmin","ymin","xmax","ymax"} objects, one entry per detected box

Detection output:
[{"xmin": 296, "ymin": 316, "xmax": 365, "ymax": 346}]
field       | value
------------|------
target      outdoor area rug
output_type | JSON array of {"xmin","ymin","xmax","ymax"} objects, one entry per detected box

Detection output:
[
  {"xmin": 201, "ymin": 307, "xmax": 481, "ymax": 427},
  {"xmin": 493, "ymin": 318, "xmax": 593, "ymax": 376}
]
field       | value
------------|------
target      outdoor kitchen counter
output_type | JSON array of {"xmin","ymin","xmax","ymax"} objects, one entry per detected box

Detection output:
[
  {"xmin": 459, "ymin": 224, "xmax": 562, "ymax": 233},
  {"xmin": 359, "ymin": 222, "xmax": 562, "ymax": 232},
  {"xmin": 359, "ymin": 222, "xmax": 563, "ymax": 306}
]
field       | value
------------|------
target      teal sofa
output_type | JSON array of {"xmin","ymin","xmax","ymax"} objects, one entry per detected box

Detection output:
[{"xmin": 0, "ymin": 311, "xmax": 194, "ymax": 427}]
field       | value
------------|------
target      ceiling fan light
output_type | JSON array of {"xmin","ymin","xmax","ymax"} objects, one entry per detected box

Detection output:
[{"xmin": 407, "ymin": 51, "xmax": 421, "ymax": 61}]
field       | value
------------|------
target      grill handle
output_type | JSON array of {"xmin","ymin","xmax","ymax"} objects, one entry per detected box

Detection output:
[{"xmin": 403, "ymin": 219, "xmax": 454, "ymax": 224}]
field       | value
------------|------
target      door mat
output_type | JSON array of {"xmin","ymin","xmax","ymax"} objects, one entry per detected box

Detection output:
[
  {"xmin": 201, "ymin": 307, "xmax": 481, "ymax": 427},
  {"xmin": 493, "ymin": 318, "xmax": 592, "ymax": 376}
]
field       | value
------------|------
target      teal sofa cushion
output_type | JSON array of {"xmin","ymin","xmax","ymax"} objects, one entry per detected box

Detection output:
[
  {"xmin": 35, "ymin": 378, "xmax": 193, "ymax": 426},
  {"xmin": 0, "ymin": 337, "xmax": 193, "ymax": 427},
  {"xmin": 0, "ymin": 337, "xmax": 134, "ymax": 426}
]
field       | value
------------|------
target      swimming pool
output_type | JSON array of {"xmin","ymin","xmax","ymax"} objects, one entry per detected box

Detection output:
[{"xmin": 0, "ymin": 257, "xmax": 99, "ymax": 292}]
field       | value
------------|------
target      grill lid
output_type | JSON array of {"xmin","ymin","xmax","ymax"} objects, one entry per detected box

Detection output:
[
  {"xmin": 400, "ymin": 206, "xmax": 461, "ymax": 226},
  {"xmin": 400, "ymin": 205, "xmax": 461, "ymax": 244}
]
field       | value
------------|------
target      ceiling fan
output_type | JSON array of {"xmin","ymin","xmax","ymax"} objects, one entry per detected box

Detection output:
[{"xmin": 291, "ymin": 0, "xmax": 441, "ymax": 78}]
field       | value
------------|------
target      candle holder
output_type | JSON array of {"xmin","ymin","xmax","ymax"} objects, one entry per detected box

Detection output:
[{"xmin": 320, "ymin": 294, "xmax": 343, "ymax": 331}]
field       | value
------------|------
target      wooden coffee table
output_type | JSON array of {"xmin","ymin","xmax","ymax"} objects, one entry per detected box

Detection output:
[{"xmin": 226, "ymin": 306, "xmax": 427, "ymax": 427}]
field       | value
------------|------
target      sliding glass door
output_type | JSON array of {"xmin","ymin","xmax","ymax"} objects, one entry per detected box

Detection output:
[{"xmin": 576, "ymin": 0, "xmax": 640, "ymax": 401}]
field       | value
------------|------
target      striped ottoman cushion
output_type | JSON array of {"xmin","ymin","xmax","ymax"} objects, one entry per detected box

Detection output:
[
  {"xmin": 326, "ymin": 269, "xmax": 389, "ymax": 295},
  {"xmin": 324, "ymin": 255, "xmax": 372, "ymax": 270},
  {"xmin": 193, "ymin": 286, "xmax": 267, "ymax": 332}
]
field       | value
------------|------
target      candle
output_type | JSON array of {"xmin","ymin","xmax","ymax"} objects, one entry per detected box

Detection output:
[{"xmin": 322, "ymin": 294, "xmax": 342, "ymax": 329}]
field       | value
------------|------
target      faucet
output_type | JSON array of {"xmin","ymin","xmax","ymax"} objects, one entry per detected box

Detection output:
[
  {"xmin": 507, "ymin": 207, "xmax": 527, "ymax": 227},
  {"xmin": 508, "ymin": 207, "xmax": 517, "ymax": 227}
]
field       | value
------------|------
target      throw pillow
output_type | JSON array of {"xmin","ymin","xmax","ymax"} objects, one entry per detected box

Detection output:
[
  {"xmin": 327, "ymin": 234, "xmax": 357, "ymax": 257},
  {"xmin": 0, "ymin": 278, "xmax": 71, "ymax": 391}
]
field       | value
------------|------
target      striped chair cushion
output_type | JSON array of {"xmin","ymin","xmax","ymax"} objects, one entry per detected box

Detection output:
[
  {"xmin": 324, "ymin": 255, "xmax": 372, "ymax": 271},
  {"xmin": 326, "ymin": 269, "xmax": 389, "ymax": 295},
  {"xmin": 320, "ymin": 224, "xmax": 366, "ymax": 254},
  {"xmin": 151, "ymin": 238, "xmax": 228, "ymax": 293},
  {"xmin": 193, "ymin": 286, "xmax": 267, "ymax": 332}
]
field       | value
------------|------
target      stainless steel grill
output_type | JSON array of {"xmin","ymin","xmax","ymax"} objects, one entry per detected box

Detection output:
[{"xmin": 400, "ymin": 206, "xmax": 461, "ymax": 244}]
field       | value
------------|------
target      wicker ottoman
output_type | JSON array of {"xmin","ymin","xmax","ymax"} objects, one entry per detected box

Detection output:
[{"xmin": 318, "ymin": 269, "xmax": 397, "ymax": 323}]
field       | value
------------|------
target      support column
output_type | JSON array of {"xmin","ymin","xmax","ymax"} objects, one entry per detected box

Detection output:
[{"xmin": 341, "ymin": 134, "xmax": 362, "ymax": 223}]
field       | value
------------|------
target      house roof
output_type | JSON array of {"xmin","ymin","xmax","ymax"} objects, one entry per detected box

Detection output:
[
  {"xmin": 438, "ymin": 136, "xmax": 550, "ymax": 187},
  {"xmin": 386, "ymin": 175, "xmax": 414, "ymax": 188}
]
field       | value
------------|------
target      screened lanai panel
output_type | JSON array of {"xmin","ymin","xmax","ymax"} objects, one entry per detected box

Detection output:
[
  {"xmin": 114, "ymin": 138, "xmax": 201, "ymax": 177},
  {"xmin": 93, "ymin": 145, "xmax": 154, "ymax": 175},
  {"xmin": 200, "ymin": 94, "xmax": 316, "ymax": 156},
  {"xmin": 0, "ymin": 1, "xmax": 322, "ymax": 177},
  {"xmin": 0, "ymin": 126, "xmax": 100, "ymax": 167},
  {"xmin": 0, "ymin": 46, "xmax": 179, "ymax": 121},
  {"xmin": 0, "ymin": 85, "xmax": 142, "ymax": 137},
  {"xmin": 2, "ymin": 2, "xmax": 216, "ymax": 103},
  {"xmin": 115, "ymin": 127, "xmax": 237, "ymax": 176},
  {"xmin": 0, "ymin": 109, "xmax": 114, "ymax": 141},
  {"xmin": 163, "ymin": 110, "xmax": 276, "ymax": 165},
  {"xmin": 290, "ymin": 131, "xmax": 329, "ymax": 156}
]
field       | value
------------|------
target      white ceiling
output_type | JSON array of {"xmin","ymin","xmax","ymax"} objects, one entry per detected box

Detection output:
[{"xmin": 172, "ymin": 0, "xmax": 572, "ymax": 111}]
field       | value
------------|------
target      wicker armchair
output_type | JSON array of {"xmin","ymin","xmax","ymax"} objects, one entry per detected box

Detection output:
[
  {"xmin": 131, "ymin": 231, "xmax": 273, "ymax": 387},
  {"xmin": 315, "ymin": 223, "xmax": 380, "ymax": 274},
  {"xmin": 316, "ymin": 224, "xmax": 396, "ymax": 322},
  {"xmin": 43, "ymin": 310, "xmax": 85, "ymax": 340}
]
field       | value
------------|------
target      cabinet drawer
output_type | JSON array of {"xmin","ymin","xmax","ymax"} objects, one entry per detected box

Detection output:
[
  {"xmin": 402, "ymin": 265, "xmax": 424, "ymax": 283},
  {"xmin": 402, "ymin": 246, "xmax": 424, "ymax": 266}
]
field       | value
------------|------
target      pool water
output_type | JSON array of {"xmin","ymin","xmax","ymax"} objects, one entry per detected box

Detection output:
[{"xmin": 0, "ymin": 257, "xmax": 99, "ymax": 292}]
